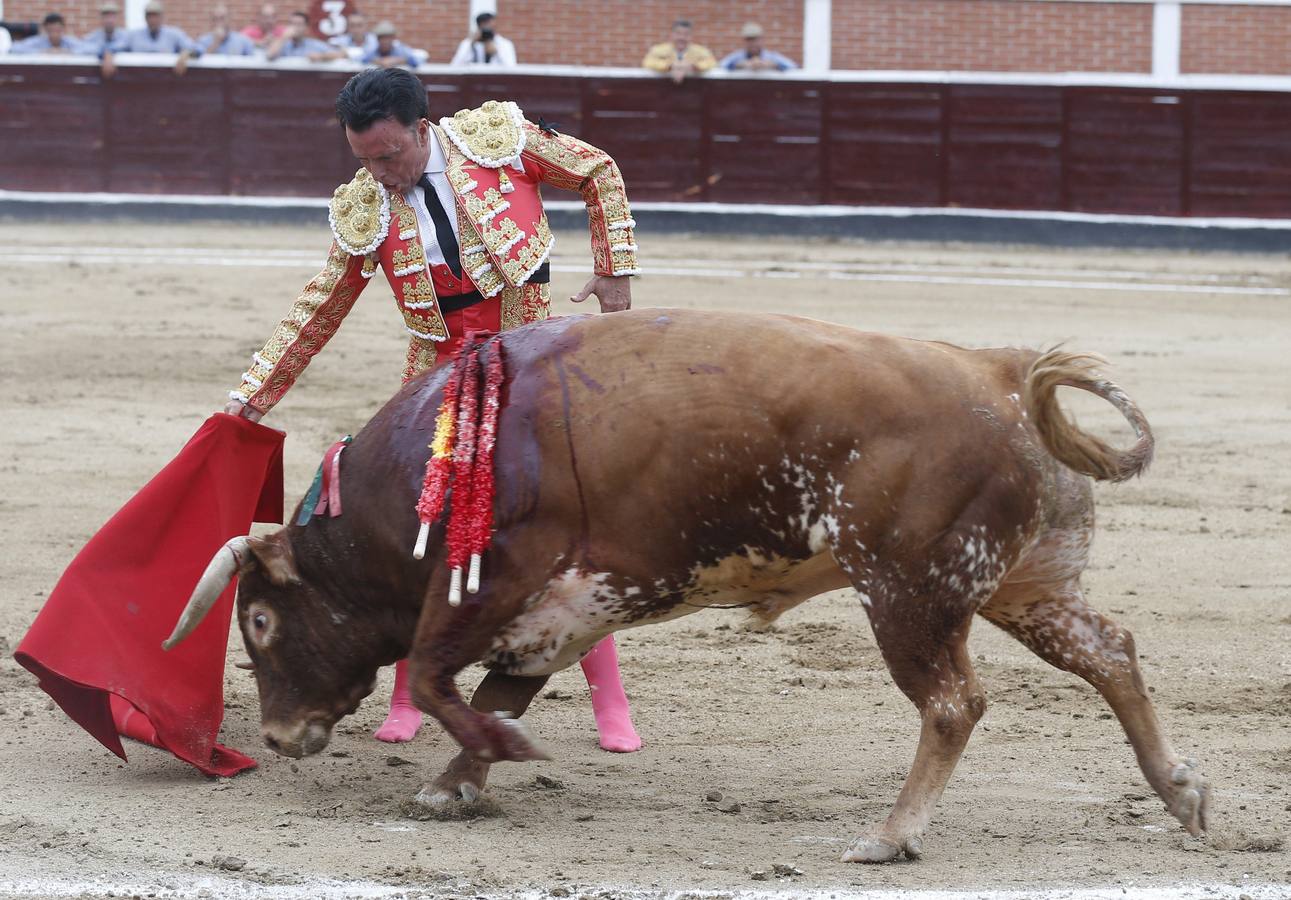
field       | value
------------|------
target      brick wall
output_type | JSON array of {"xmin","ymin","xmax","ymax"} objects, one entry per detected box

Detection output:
[
  {"xmin": 5, "ymin": 0, "xmax": 1290, "ymax": 76},
  {"xmin": 1181, "ymin": 4, "xmax": 1291, "ymax": 74},
  {"xmin": 500, "ymin": 0, "xmax": 803, "ymax": 67},
  {"xmin": 831, "ymin": 0, "xmax": 1153, "ymax": 72}
]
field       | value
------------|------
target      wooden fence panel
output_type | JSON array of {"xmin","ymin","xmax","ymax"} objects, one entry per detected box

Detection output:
[
  {"xmin": 0, "ymin": 65, "xmax": 107, "ymax": 192},
  {"xmin": 2, "ymin": 63, "xmax": 1290, "ymax": 218},
  {"xmin": 1063, "ymin": 89, "xmax": 1185, "ymax": 216},
  {"xmin": 946, "ymin": 85, "xmax": 1064, "ymax": 210},
  {"xmin": 825, "ymin": 83, "xmax": 944, "ymax": 206}
]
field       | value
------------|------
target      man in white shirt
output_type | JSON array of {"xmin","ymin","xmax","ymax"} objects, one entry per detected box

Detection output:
[{"xmin": 450, "ymin": 11, "xmax": 515, "ymax": 66}]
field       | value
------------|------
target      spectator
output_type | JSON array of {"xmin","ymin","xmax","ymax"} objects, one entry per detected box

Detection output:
[
  {"xmin": 82, "ymin": 2, "xmax": 129, "ymax": 55},
  {"xmin": 0, "ymin": 26, "xmax": 10, "ymax": 55},
  {"xmin": 199, "ymin": 5, "xmax": 256, "ymax": 56},
  {"xmin": 720, "ymin": 22, "xmax": 796, "ymax": 72},
  {"xmin": 362, "ymin": 21, "xmax": 419, "ymax": 69},
  {"xmin": 11, "ymin": 13, "xmax": 89, "ymax": 54},
  {"xmin": 329, "ymin": 9, "xmax": 373, "ymax": 58},
  {"xmin": 242, "ymin": 3, "xmax": 285, "ymax": 49},
  {"xmin": 642, "ymin": 19, "xmax": 715, "ymax": 84},
  {"xmin": 123, "ymin": 2, "xmax": 200, "ymax": 54},
  {"xmin": 268, "ymin": 11, "xmax": 344, "ymax": 62},
  {"xmin": 450, "ymin": 11, "xmax": 515, "ymax": 66}
]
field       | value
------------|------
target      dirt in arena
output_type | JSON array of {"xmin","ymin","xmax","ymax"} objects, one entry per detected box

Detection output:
[{"xmin": 1, "ymin": 221, "xmax": 1288, "ymax": 898}]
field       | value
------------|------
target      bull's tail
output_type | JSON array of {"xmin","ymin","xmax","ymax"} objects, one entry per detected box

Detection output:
[{"xmin": 1024, "ymin": 349, "xmax": 1154, "ymax": 483}]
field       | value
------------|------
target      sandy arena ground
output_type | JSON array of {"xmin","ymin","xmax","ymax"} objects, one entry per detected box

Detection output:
[{"xmin": 0, "ymin": 220, "xmax": 1289, "ymax": 900}]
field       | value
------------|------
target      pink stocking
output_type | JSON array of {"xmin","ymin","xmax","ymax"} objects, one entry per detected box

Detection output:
[
  {"xmin": 580, "ymin": 635, "xmax": 641, "ymax": 753},
  {"xmin": 373, "ymin": 658, "xmax": 423, "ymax": 743}
]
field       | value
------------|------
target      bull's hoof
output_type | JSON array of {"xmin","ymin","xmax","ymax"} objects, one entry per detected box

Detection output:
[
  {"xmin": 841, "ymin": 833, "xmax": 922, "ymax": 863},
  {"xmin": 1164, "ymin": 757, "xmax": 1210, "ymax": 836},
  {"xmin": 415, "ymin": 780, "xmax": 480, "ymax": 806}
]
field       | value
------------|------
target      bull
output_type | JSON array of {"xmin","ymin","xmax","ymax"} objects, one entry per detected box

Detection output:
[{"xmin": 165, "ymin": 308, "xmax": 1208, "ymax": 862}]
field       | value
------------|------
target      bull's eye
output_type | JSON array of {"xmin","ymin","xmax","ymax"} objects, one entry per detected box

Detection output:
[{"xmin": 246, "ymin": 604, "xmax": 276, "ymax": 647}]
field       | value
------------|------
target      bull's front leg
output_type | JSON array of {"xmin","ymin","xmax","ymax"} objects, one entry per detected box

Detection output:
[
  {"xmin": 415, "ymin": 671, "xmax": 552, "ymax": 805},
  {"xmin": 413, "ymin": 669, "xmax": 552, "ymax": 804}
]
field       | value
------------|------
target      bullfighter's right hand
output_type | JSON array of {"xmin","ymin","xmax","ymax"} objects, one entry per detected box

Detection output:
[{"xmin": 223, "ymin": 400, "xmax": 264, "ymax": 423}]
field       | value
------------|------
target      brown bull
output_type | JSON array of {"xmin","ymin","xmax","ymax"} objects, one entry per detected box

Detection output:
[{"xmin": 166, "ymin": 308, "xmax": 1208, "ymax": 863}]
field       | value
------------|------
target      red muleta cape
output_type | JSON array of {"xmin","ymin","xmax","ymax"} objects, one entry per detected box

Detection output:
[{"xmin": 14, "ymin": 413, "xmax": 284, "ymax": 777}]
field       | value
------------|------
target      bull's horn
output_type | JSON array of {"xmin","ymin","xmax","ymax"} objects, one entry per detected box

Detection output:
[{"xmin": 162, "ymin": 536, "xmax": 250, "ymax": 651}]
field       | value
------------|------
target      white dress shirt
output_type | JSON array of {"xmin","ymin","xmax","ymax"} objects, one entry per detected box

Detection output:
[
  {"xmin": 450, "ymin": 34, "xmax": 516, "ymax": 66},
  {"xmin": 402, "ymin": 133, "xmax": 525, "ymax": 267}
]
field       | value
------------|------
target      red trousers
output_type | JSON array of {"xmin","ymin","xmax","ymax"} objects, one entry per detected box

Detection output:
[{"xmin": 437, "ymin": 295, "xmax": 502, "ymax": 361}]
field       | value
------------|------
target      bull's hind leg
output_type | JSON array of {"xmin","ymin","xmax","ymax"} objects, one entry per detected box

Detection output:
[
  {"xmin": 842, "ymin": 602, "xmax": 987, "ymax": 863},
  {"xmin": 980, "ymin": 577, "xmax": 1209, "ymax": 835}
]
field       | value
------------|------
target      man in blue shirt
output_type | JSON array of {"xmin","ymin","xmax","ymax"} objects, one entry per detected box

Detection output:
[
  {"xmin": 267, "ymin": 11, "xmax": 345, "ymax": 62},
  {"xmin": 328, "ymin": 9, "xmax": 375, "ymax": 59},
  {"xmin": 361, "ymin": 21, "xmax": 420, "ymax": 69},
  {"xmin": 11, "ymin": 13, "xmax": 90, "ymax": 54},
  {"xmin": 198, "ymin": 4, "xmax": 258, "ymax": 56},
  {"xmin": 81, "ymin": 2, "xmax": 129, "ymax": 55},
  {"xmin": 719, "ymin": 22, "xmax": 797, "ymax": 72},
  {"xmin": 123, "ymin": 1, "xmax": 201, "ymax": 54}
]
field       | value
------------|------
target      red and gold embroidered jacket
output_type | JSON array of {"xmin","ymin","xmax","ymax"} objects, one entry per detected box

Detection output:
[{"xmin": 229, "ymin": 100, "xmax": 639, "ymax": 414}]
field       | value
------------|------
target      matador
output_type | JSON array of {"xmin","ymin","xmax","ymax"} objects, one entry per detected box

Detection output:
[{"xmin": 222, "ymin": 68, "xmax": 642, "ymax": 752}]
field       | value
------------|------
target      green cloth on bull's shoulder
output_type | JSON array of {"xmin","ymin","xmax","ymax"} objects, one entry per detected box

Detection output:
[{"xmin": 296, "ymin": 435, "xmax": 352, "ymax": 526}]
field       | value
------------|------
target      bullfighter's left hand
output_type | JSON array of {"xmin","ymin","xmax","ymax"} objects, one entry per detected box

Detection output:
[{"xmin": 571, "ymin": 275, "xmax": 632, "ymax": 313}]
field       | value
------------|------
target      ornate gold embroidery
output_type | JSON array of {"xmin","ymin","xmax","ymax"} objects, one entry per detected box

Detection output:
[
  {"xmin": 520, "ymin": 123, "xmax": 638, "ymax": 277},
  {"xmin": 392, "ymin": 245, "xmax": 425, "ymax": 271},
  {"xmin": 440, "ymin": 100, "xmax": 525, "ymax": 168},
  {"xmin": 498, "ymin": 218, "xmax": 553, "ymax": 285},
  {"xmin": 329, "ymin": 169, "xmax": 389, "ymax": 255},
  {"xmin": 461, "ymin": 186, "xmax": 510, "ymax": 226},
  {"xmin": 523, "ymin": 283, "xmax": 550, "ymax": 325},
  {"xmin": 402, "ymin": 279, "xmax": 434, "ymax": 306},
  {"xmin": 395, "ymin": 199, "xmax": 418, "ymax": 238},
  {"xmin": 402, "ymin": 338, "xmax": 439, "ymax": 383}
]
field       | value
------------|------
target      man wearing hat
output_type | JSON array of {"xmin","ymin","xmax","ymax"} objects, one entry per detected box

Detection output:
[
  {"xmin": 361, "ymin": 21, "xmax": 420, "ymax": 69},
  {"xmin": 82, "ymin": 2, "xmax": 129, "ymax": 55},
  {"xmin": 123, "ymin": 2, "xmax": 200, "ymax": 54},
  {"xmin": 719, "ymin": 22, "xmax": 797, "ymax": 72},
  {"xmin": 222, "ymin": 68, "xmax": 643, "ymax": 753}
]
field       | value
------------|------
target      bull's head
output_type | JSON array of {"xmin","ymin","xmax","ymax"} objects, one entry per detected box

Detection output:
[{"xmin": 163, "ymin": 533, "xmax": 394, "ymax": 758}]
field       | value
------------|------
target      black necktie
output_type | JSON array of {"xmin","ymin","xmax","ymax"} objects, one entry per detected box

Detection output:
[{"xmin": 417, "ymin": 173, "xmax": 461, "ymax": 278}]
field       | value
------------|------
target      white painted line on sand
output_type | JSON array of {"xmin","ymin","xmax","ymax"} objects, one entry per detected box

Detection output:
[
  {"xmin": 4, "ymin": 248, "xmax": 1285, "ymax": 297},
  {"xmin": 0, "ymin": 872, "xmax": 1285, "ymax": 900},
  {"xmin": 9, "ymin": 245, "xmax": 1283, "ymax": 285},
  {"xmin": 4, "ymin": 189, "xmax": 1291, "ymax": 231}
]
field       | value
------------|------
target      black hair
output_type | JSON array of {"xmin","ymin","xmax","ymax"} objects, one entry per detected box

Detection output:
[
  {"xmin": 43, "ymin": 12, "xmax": 66, "ymax": 26},
  {"xmin": 475, "ymin": 12, "xmax": 495, "ymax": 26},
  {"xmin": 335, "ymin": 68, "xmax": 427, "ymax": 133},
  {"xmin": 291, "ymin": 10, "xmax": 309, "ymax": 23},
  {"xmin": 672, "ymin": 19, "xmax": 692, "ymax": 30}
]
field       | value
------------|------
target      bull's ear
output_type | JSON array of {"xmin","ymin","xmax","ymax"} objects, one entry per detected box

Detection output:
[{"xmin": 245, "ymin": 533, "xmax": 302, "ymax": 587}]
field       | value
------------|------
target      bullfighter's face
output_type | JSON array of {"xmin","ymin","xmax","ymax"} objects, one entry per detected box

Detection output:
[
  {"xmin": 233, "ymin": 535, "xmax": 388, "ymax": 758},
  {"xmin": 347, "ymin": 116, "xmax": 433, "ymax": 196}
]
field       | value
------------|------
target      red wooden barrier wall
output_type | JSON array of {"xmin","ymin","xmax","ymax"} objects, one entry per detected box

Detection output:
[{"xmin": 2, "ymin": 63, "xmax": 1290, "ymax": 218}]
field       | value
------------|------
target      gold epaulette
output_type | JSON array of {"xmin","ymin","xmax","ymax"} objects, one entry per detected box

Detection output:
[
  {"xmin": 328, "ymin": 168, "xmax": 390, "ymax": 256},
  {"xmin": 439, "ymin": 100, "xmax": 526, "ymax": 169}
]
